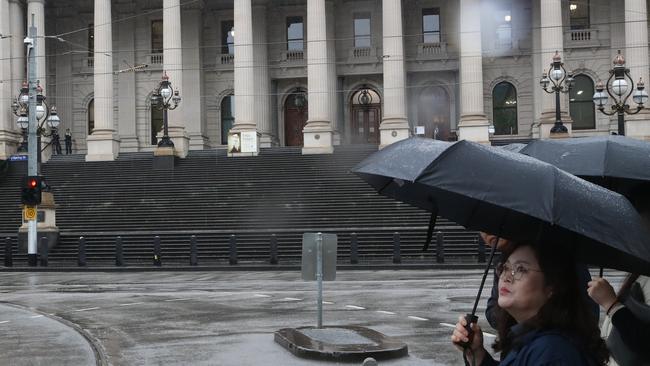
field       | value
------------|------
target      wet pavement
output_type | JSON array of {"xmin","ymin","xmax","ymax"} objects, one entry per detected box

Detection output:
[{"xmin": 0, "ymin": 269, "xmax": 624, "ymax": 365}]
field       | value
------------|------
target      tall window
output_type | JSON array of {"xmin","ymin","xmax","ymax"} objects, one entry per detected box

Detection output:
[
  {"xmin": 495, "ymin": 9, "xmax": 512, "ymax": 48},
  {"xmin": 221, "ymin": 20, "xmax": 234, "ymax": 55},
  {"xmin": 87, "ymin": 99, "xmax": 95, "ymax": 135},
  {"xmin": 151, "ymin": 20, "xmax": 163, "ymax": 54},
  {"xmin": 221, "ymin": 95, "xmax": 235, "ymax": 145},
  {"xmin": 569, "ymin": 1, "xmax": 589, "ymax": 29},
  {"xmin": 88, "ymin": 24, "xmax": 94, "ymax": 58},
  {"xmin": 492, "ymin": 82, "xmax": 518, "ymax": 135},
  {"xmin": 422, "ymin": 8, "xmax": 441, "ymax": 44},
  {"xmin": 151, "ymin": 105, "xmax": 163, "ymax": 145},
  {"xmin": 354, "ymin": 13, "xmax": 371, "ymax": 48},
  {"xmin": 286, "ymin": 16, "xmax": 304, "ymax": 51},
  {"xmin": 569, "ymin": 75, "xmax": 596, "ymax": 130}
]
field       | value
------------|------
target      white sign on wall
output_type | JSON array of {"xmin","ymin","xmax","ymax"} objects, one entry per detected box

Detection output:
[
  {"xmin": 240, "ymin": 131, "xmax": 258, "ymax": 153},
  {"xmin": 415, "ymin": 126, "xmax": 425, "ymax": 135}
]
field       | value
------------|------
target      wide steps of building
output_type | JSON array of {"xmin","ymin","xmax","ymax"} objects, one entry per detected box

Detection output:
[{"xmin": 0, "ymin": 145, "xmax": 482, "ymax": 266}]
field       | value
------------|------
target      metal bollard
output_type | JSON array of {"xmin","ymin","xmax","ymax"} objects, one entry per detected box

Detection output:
[
  {"xmin": 190, "ymin": 235, "xmax": 198, "ymax": 266},
  {"xmin": 153, "ymin": 236, "xmax": 162, "ymax": 266},
  {"xmin": 78, "ymin": 236, "xmax": 86, "ymax": 267},
  {"xmin": 115, "ymin": 236, "xmax": 124, "ymax": 267},
  {"xmin": 436, "ymin": 231, "xmax": 445, "ymax": 263},
  {"xmin": 362, "ymin": 357, "xmax": 378, "ymax": 366},
  {"xmin": 477, "ymin": 234, "xmax": 486, "ymax": 263},
  {"xmin": 4, "ymin": 237, "xmax": 12, "ymax": 267},
  {"xmin": 229, "ymin": 234, "xmax": 238, "ymax": 265},
  {"xmin": 392, "ymin": 232, "xmax": 401, "ymax": 264},
  {"xmin": 39, "ymin": 237, "xmax": 49, "ymax": 267},
  {"xmin": 350, "ymin": 232, "xmax": 358, "ymax": 264},
  {"xmin": 269, "ymin": 234, "xmax": 278, "ymax": 265}
]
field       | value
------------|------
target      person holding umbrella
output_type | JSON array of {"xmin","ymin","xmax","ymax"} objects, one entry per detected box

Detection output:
[{"xmin": 451, "ymin": 241, "xmax": 608, "ymax": 366}]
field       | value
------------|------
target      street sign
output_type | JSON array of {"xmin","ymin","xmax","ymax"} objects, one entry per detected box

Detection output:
[
  {"xmin": 301, "ymin": 233, "xmax": 337, "ymax": 281},
  {"xmin": 23, "ymin": 206, "xmax": 37, "ymax": 221},
  {"xmin": 9, "ymin": 155, "xmax": 28, "ymax": 161}
]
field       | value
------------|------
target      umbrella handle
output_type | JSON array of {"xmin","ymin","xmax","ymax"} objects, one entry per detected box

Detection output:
[{"xmin": 599, "ymin": 267, "xmax": 604, "ymax": 278}]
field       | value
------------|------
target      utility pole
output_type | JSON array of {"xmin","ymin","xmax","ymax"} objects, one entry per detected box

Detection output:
[{"xmin": 26, "ymin": 15, "xmax": 38, "ymax": 266}]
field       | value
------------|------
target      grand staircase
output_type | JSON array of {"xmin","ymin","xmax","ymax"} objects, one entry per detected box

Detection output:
[{"xmin": 0, "ymin": 145, "xmax": 481, "ymax": 267}]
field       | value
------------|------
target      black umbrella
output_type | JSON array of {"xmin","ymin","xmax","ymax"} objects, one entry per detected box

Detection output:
[
  {"xmin": 520, "ymin": 135, "xmax": 650, "ymax": 204},
  {"xmin": 353, "ymin": 137, "xmax": 650, "ymax": 339},
  {"xmin": 354, "ymin": 137, "xmax": 650, "ymax": 273}
]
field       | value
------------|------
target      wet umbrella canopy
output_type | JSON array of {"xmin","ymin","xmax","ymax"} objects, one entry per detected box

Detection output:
[
  {"xmin": 353, "ymin": 137, "xmax": 650, "ymax": 276},
  {"xmin": 520, "ymin": 135, "xmax": 650, "ymax": 202}
]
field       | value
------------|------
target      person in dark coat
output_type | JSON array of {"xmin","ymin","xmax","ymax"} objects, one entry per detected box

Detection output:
[
  {"xmin": 51, "ymin": 131, "xmax": 62, "ymax": 155},
  {"xmin": 64, "ymin": 128, "xmax": 72, "ymax": 154},
  {"xmin": 481, "ymin": 232, "xmax": 599, "ymax": 329},
  {"xmin": 451, "ymin": 241, "xmax": 608, "ymax": 366}
]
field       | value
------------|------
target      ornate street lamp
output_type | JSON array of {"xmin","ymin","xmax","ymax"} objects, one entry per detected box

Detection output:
[
  {"xmin": 11, "ymin": 81, "xmax": 61, "ymax": 156},
  {"xmin": 592, "ymin": 50, "xmax": 648, "ymax": 136},
  {"xmin": 294, "ymin": 91, "xmax": 307, "ymax": 111},
  {"xmin": 540, "ymin": 51, "xmax": 574, "ymax": 134},
  {"xmin": 150, "ymin": 71, "xmax": 181, "ymax": 148}
]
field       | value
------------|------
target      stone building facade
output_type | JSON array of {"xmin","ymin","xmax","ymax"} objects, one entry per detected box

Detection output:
[{"xmin": 0, "ymin": 0, "xmax": 648, "ymax": 160}]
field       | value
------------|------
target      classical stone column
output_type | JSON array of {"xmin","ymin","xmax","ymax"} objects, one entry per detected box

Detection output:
[
  {"xmin": 163, "ymin": 0, "xmax": 189, "ymax": 157},
  {"xmin": 117, "ymin": 11, "xmax": 139, "ymax": 152},
  {"xmin": 303, "ymin": 0, "xmax": 333, "ymax": 154},
  {"xmin": 457, "ymin": 0, "xmax": 489, "ymax": 144},
  {"xmin": 253, "ymin": 3, "xmax": 273, "ymax": 147},
  {"xmin": 624, "ymin": 0, "xmax": 650, "ymax": 139},
  {"xmin": 27, "ymin": 0, "xmax": 45, "ymax": 93},
  {"xmin": 86, "ymin": 0, "xmax": 120, "ymax": 161},
  {"xmin": 0, "ymin": 0, "xmax": 17, "ymax": 159},
  {"xmin": 380, "ymin": 0, "xmax": 409, "ymax": 148},
  {"xmin": 10, "ymin": 0, "xmax": 24, "ymax": 95},
  {"xmin": 182, "ymin": 6, "xmax": 209, "ymax": 150},
  {"xmin": 231, "ymin": 0, "xmax": 259, "ymax": 155},
  {"xmin": 536, "ymin": 0, "xmax": 571, "ymax": 138},
  {"xmin": 326, "ymin": 0, "xmax": 340, "ymax": 146}
]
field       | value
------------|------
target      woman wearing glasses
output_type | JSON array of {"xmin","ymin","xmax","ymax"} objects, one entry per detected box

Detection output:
[{"xmin": 451, "ymin": 242, "xmax": 608, "ymax": 366}]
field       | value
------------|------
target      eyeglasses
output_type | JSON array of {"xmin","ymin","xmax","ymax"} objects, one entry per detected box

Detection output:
[{"xmin": 496, "ymin": 262, "xmax": 543, "ymax": 281}]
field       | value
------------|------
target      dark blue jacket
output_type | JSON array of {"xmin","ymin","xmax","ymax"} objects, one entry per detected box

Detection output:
[{"xmin": 479, "ymin": 325, "xmax": 594, "ymax": 366}]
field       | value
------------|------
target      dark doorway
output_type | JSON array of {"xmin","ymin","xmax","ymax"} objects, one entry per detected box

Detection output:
[
  {"xmin": 350, "ymin": 88, "xmax": 381, "ymax": 144},
  {"xmin": 284, "ymin": 92, "xmax": 308, "ymax": 146},
  {"xmin": 417, "ymin": 86, "xmax": 450, "ymax": 140}
]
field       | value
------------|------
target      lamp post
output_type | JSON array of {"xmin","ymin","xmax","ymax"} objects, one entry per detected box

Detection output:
[
  {"xmin": 150, "ymin": 71, "xmax": 181, "ymax": 148},
  {"xmin": 11, "ymin": 81, "xmax": 61, "ymax": 159},
  {"xmin": 540, "ymin": 51, "xmax": 574, "ymax": 134},
  {"xmin": 592, "ymin": 51, "xmax": 648, "ymax": 136}
]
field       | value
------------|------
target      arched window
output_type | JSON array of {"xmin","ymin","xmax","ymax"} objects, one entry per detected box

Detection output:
[
  {"xmin": 492, "ymin": 82, "xmax": 518, "ymax": 135},
  {"xmin": 569, "ymin": 74, "xmax": 595, "ymax": 130},
  {"xmin": 151, "ymin": 103, "xmax": 163, "ymax": 145},
  {"xmin": 221, "ymin": 95, "xmax": 235, "ymax": 145},
  {"xmin": 87, "ymin": 99, "xmax": 95, "ymax": 135}
]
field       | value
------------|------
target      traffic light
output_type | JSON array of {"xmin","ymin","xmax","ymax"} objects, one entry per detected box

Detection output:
[{"xmin": 21, "ymin": 175, "xmax": 42, "ymax": 206}]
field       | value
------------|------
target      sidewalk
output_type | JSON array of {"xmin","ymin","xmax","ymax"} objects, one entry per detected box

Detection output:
[{"xmin": 0, "ymin": 303, "xmax": 99, "ymax": 365}]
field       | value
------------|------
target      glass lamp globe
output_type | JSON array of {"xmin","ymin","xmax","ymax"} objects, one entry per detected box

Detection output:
[
  {"xmin": 592, "ymin": 91, "xmax": 608, "ymax": 107},
  {"xmin": 551, "ymin": 68, "xmax": 564, "ymax": 81},
  {"xmin": 20, "ymin": 94, "xmax": 29, "ymax": 105},
  {"xmin": 633, "ymin": 88, "xmax": 649, "ymax": 105},
  {"xmin": 35, "ymin": 104, "xmax": 45, "ymax": 120},
  {"xmin": 48, "ymin": 113, "xmax": 60, "ymax": 129},
  {"xmin": 612, "ymin": 79, "xmax": 628, "ymax": 96},
  {"xmin": 17, "ymin": 115, "xmax": 29, "ymax": 129},
  {"xmin": 160, "ymin": 87, "xmax": 172, "ymax": 99}
]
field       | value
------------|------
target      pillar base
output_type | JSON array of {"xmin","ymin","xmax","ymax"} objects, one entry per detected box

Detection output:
[
  {"xmin": 624, "ymin": 111, "xmax": 650, "ymax": 140},
  {"xmin": 86, "ymin": 130, "xmax": 120, "ymax": 161},
  {"xmin": 302, "ymin": 123, "xmax": 333, "ymax": 155},
  {"xmin": 259, "ymin": 133, "xmax": 277, "ymax": 148},
  {"xmin": 168, "ymin": 126, "xmax": 191, "ymax": 159},
  {"xmin": 379, "ymin": 118, "xmax": 410, "ymax": 149},
  {"xmin": 534, "ymin": 112, "xmax": 573, "ymax": 139},
  {"xmin": 458, "ymin": 115, "xmax": 490, "ymax": 144}
]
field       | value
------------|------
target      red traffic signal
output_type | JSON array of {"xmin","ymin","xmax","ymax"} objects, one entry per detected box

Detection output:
[{"xmin": 21, "ymin": 175, "xmax": 43, "ymax": 206}]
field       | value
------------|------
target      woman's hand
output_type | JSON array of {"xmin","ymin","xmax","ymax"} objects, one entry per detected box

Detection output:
[
  {"xmin": 587, "ymin": 277, "xmax": 618, "ymax": 311},
  {"xmin": 451, "ymin": 315, "xmax": 486, "ymax": 363}
]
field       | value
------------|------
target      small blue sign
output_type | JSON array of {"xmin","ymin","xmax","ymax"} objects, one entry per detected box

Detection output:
[{"xmin": 9, "ymin": 155, "xmax": 28, "ymax": 161}]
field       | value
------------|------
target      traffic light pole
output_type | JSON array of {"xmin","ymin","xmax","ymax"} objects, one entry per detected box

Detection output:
[{"xmin": 26, "ymin": 15, "xmax": 38, "ymax": 266}]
